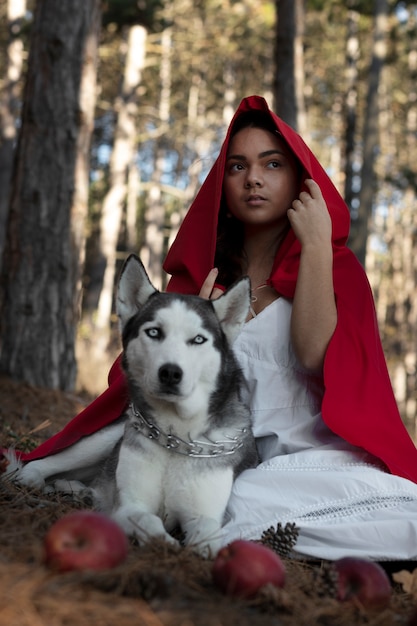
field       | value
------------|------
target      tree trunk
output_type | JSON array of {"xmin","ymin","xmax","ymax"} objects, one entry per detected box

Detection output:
[
  {"xmin": 0, "ymin": 0, "xmax": 101, "ymax": 390},
  {"xmin": 0, "ymin": 0, "xmax": 26, "ymax": 274},
  {"xmin": 348, "ymin": 0, "xmax": 388, "ymax": 266},
  {"xmin": 273, "ymin": 0, "xmax": 305, "ymax": 132},
  {"xmin": 73, "ymin": 0, "xmax": 102, "ymax": 338},
  {"xmin": 342, "ymin": 4, "xmax": 360, "ymax": 212},
  {"xmin": 93, "ymin": 24, "xmax": 146, "ymax": 348},
  {"xmin": 140, "ymin": 27, "xmax": 171, "ymax": 289}
]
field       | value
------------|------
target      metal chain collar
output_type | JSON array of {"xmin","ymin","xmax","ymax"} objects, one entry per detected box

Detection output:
[{"xmin": 129, "ymin": 403, "xmax": 247, "ymax": 458}]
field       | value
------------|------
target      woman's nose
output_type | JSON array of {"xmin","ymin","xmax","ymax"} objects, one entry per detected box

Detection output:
[{"xmin": 245, "ymin": 168, "xmax": 263, "ymax": 188}]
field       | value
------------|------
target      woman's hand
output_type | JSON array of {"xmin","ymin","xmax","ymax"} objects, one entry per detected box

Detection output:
[
  {"xmin": 199, "ymin": 268, "xmax": 224, "ymax": 300},
  {"xmin": 287, "ymin": 178, "xmax": 332, "ymax": 249}
]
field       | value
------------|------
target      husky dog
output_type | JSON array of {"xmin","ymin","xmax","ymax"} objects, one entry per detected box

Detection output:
[{"xmin": 6, "ymin": 255, "xmax": 258, "ymax": 555}]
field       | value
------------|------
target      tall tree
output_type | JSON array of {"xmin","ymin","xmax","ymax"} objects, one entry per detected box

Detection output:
[
  {"xmin": 0, "ymin": 0, "xmax": 101, "ymax": 390},
  {"xmin": 92, "ymin": 24, "xmax": 147, "ymax": 354},
  {"xmin": 348, "ymin": 0, "xmax": 389, "ymax": 265},
  {"xmin": 273, "ymin": 0, "xmax": 306, "ymax": 131},
  {"xmin": 73, "ymin": 0, "xmax": 102, "ymax": 318},
  {"xmin": 0, "ymin": 0, "xmax": 26, "ymax": 274},
  {"xmin": 342, "ymin": 2, "xmax": 360, "ymax": 212},
  {"xmin": 140, "ymin": 26, "xmax": 170, "ymax": 289}
]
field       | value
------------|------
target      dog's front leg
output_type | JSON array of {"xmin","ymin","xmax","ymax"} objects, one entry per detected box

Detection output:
[
  {"xmin": 112, "ymin": 445, "xmax": 180, "ymax": 547},
  {"xmin": 175, "ymin": 467, "xmax": 234, "ymax": 557},
  {"xmin": 180, "ymin": 515, "xmax": 224, "ymax": 557},
  {"xmin": 4, "ymin": 422, "xmax": 125, "ymax": 491}
]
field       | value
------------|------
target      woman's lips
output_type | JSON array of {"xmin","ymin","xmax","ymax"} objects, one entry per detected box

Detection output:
[{"xmin": 246, "ymin": 194, "xmax": 266, "ymax": 206}]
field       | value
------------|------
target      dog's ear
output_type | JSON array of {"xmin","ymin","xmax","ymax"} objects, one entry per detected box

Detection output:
[
  {"xmin": 116, "ymin": 255, "xmax": 157, "ymax": 328},
  {"xmin": 211, "ymin": 277, "xmax": 250, "ymax": 344}
]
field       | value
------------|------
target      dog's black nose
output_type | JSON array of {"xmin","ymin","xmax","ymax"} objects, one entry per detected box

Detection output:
[{"xmin": 158, "ymin": 363, "xmax": 183, "ymax": 387}]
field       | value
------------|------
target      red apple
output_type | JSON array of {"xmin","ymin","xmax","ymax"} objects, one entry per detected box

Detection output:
[
  {"xmin": 212, "ymin": 539, "xmax": 286, "ymax": 598},
  {"xmin": 43, "ymin": 510, "xmax": 129, "ymax": 572},
  {"xmin": 333, "ymin": 556, "xmax": 391, "ymax": 609}
]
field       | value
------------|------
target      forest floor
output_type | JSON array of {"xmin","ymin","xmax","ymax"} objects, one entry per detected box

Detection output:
[{"xmin": 1, "ymin": 374, "xmax": 417, "ymax": 626}]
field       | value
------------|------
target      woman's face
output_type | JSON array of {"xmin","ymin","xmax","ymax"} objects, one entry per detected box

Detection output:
[{"xmin": 223, "ymin": 126, "xmax": 300, "ymax": 232}]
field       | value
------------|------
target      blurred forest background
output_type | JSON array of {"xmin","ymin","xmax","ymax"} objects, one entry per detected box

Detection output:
[{"xmin": 0, "ymin": 0, "xmax": 416, "ymax": 435}]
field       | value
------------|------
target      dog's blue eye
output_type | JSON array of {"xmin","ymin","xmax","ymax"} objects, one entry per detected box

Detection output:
[
  {"xmin": 191, "ymin": 335, "xmax": 207, "ymax": 345},
  {"xmin": 145, "ymin": 328, "xmax": 162, "ymax": 340}
]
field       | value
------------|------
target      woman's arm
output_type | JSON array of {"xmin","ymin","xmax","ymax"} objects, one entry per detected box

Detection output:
[{"xmin": 287, "ymin": 179, "xmax": 337, "ymax": 373}]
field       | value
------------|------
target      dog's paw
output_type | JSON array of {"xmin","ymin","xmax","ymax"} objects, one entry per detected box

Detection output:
[
  {"xmin": 112, "ymin": 506, "xmax": 180, "ymax": 548},
  {"xmin": 2, "ymin": 453, "xmax": 46, "ymax": 489},
  {"xmin": 0, "ymin": 450, "xmax": 21, "ymax": 479},
  {"xmin": 18, "ymin": 464, "xmax": 47, "ymax": 489},
  {"xmin": 51, "ymin": 479, "xmax": 94, "ymax": 502},
  {"xmin": 182, "ymin": 515, "xmax": 223, "ymax": 558}
]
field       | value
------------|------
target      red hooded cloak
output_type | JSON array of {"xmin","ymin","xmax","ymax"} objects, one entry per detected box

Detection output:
[{"xmin": 13, "ymin": 96, "xmax": 417, "ymax": 484}]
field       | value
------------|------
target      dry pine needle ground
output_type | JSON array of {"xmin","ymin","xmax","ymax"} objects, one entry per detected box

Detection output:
[{"xmin": 0, "ymin": 375, "xmax": 415, "ymax": 625}]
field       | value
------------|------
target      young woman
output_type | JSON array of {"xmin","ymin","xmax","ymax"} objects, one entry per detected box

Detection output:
[{"xmin": 11, "ymin": 95, "xmax": 417, "ymax": 562}]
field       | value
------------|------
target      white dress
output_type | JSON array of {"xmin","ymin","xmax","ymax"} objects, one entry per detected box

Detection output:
[{"xmin": 222, "ymin": 298, "xmax": 417, "ymax": 561}]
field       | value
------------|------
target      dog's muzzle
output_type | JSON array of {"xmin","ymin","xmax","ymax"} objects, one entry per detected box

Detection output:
[{"xmin": 158, "ymin": 363, "xmax": 182, "ymax": 393}]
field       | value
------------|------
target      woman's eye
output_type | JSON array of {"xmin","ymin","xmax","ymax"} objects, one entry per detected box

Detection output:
[
  {"xmin": 190, "ymin": 334, "xmax": 207, "ymax": 345},
  {"xmin": 267, "ymin": 160, "xmax": 281, "ymax": 169},
  {"xmin": 145, "ymin": 327, "xmax": 162, "ymax": 340},
  {"xmin": 229, "ymin": 162, "xmax": 244, "ymax": 172}
]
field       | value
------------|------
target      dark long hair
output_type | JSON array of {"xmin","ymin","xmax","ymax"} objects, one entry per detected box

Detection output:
[{"xmin": 214, "ymin": 111, "xmax": 290, "ymax": 288}]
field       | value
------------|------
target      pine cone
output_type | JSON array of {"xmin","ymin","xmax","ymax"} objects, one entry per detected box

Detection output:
[
  {"xmin": 260, "ymin": 521, "xmax": 300, "ymax": 557},
  {"xmin": 312, "ymin": 561, "xmax": 338, "ymax": 598}
]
